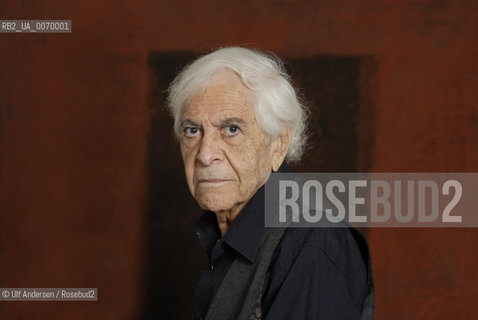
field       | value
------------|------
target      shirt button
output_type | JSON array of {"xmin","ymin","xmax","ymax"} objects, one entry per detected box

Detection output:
[{"xmin": 210, "ymin": 264, "xmax": 214, "ymax": 270}]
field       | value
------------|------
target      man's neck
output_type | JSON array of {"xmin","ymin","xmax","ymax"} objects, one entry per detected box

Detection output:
[{"xmin": 214, "ymin": 203, "xmax": 246, "ymax": 236}]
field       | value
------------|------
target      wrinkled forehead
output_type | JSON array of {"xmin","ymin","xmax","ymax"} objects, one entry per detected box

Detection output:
[{"xmin": 181, "ymin": 70, "xmax": 255, "ymax": 121}]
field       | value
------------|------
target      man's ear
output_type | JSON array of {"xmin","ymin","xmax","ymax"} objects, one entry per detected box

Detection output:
[{"xmin": 271, "ymin": 127, "xmax": 293, "ymax": 172}]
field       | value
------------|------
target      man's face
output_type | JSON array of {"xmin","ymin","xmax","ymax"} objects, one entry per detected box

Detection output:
[{"xmin": 179, "ymin": 70, "xmax": 276, "ymax": 214}]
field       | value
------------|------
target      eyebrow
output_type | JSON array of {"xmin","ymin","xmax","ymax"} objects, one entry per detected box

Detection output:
[
  {"xmin": 218, "ymin": 117, "xmax": 245, "ymax": 126},
  {"xmin": 180, "ymin": 117, "xmax": 245, "ymax": 128},
  {"xmin": 180, "ymin": 119, "xmax": 200, "ymax": 128}
]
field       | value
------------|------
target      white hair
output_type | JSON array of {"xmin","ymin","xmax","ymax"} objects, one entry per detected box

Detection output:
[{"xmin": 167, "ymin": 47, "xmax": 309, "ymax": 162}]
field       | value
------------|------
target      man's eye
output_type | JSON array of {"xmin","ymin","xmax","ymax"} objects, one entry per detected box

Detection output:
[
  {"xmin": 223, "ymin": 125, "xmax": 240, "ymax": 137},
  {"xmin": 184, "ymin": 127, "xmax": 201, "ymax": 137}
]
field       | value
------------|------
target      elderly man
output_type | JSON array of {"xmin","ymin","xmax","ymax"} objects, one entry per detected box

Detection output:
[{"xmin": 167, "ymin": 47, "xmax": 374, "ymax": 320}]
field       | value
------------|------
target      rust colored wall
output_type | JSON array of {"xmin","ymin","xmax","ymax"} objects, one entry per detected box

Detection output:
[
  {"xmin": 1, "ymin": 1, "xmax": 477, "ymax": 319},
  {"xmin": 0, "ymin": 1, "xmax": 148, "ymax": 319}
]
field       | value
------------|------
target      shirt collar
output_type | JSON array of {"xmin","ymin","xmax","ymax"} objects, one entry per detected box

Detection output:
[
  {"xmin": 195, "ymin": 161, "xmax": 290, "ymax": 263},
  {"xmin": 195, "ymin": 210, "xmax": 221, "ymax": 261}
]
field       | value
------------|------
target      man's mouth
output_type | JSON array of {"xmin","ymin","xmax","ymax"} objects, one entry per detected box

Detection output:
[{"xmin": 198, "ymin": 179, "xmax": 233, "ymax": 184}]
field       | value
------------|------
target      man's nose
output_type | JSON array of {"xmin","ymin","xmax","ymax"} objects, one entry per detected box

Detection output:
[{"xmin": 196, "ymin": 131, "xmax": 223, "ymax": 166}]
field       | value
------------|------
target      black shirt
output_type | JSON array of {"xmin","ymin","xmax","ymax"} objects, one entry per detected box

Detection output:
[{"xmin": 194, "ymin": 164, "xmax": 371, "ymax": 319}]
